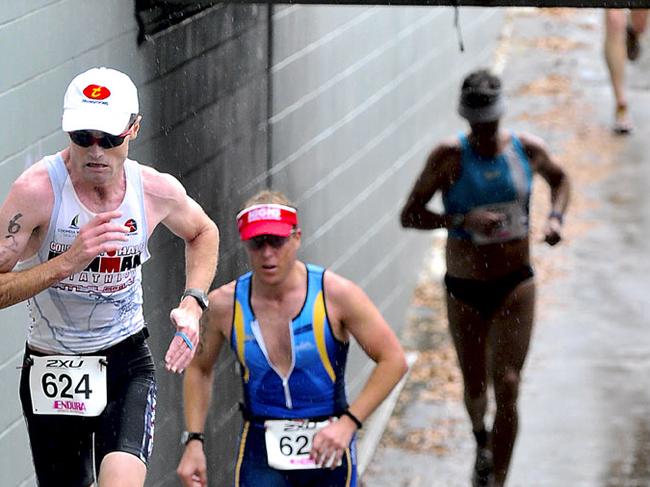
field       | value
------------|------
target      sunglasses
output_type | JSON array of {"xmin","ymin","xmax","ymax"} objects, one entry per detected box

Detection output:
[
  {"xmin": 245, "ymin": 234, "xmax": 292, "ymax": 251},
  {"xmin": 68, "ymin": 115, "xmax": 138, "ymax": 149}
]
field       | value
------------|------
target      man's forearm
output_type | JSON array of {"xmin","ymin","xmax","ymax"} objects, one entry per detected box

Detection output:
[
  {"xmin": 0, "ymin": 255, "xmax": 71, "ymax": 309},
  {"xmin": 184, "ymin": 222, "xmax": 219, "ymax": 291},
  {"xmin": 183, "ymin": 367, "xmax": 215, "ymax": 432},
  {"xmin": 346, "ymin": 355, "xmax": 408, "ymax": 422}
]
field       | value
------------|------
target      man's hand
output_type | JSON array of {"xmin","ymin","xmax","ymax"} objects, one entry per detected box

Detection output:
[
  {"xmin": 177, "ymin": 441, "xmax": 208, "ymax": 487},
  {"xmin": 61, "ymin": 211, "xmax": 129, "ymax": 275},
  {"xmin": 310, "ymin": 417, "xmax": 356, "ymax": 469},
  {"xmin": 165, "ymin": 307, "xmax": 200, "ymax": 373}
]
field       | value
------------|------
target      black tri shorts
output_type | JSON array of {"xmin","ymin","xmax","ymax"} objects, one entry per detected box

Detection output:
[
  {"xmin": 19, "ymin": 328, "xmax": 157, "ymax": 487},
  {"xmin": 444, "ymin": 265, "xmax": 535, "ymax": 318}
]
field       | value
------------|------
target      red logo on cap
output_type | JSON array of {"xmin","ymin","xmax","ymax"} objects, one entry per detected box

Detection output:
[{"xmin": 82, "ymin": 84, "xmax": 111, "ymax": 100}]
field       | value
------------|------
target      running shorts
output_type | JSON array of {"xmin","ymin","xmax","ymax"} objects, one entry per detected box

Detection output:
[
  {"xmin": 234, "ymin": 420, "xmax": 358, "ymax": 487},
  {"xmin": 19, "ymin": 328, "xmax": 157, "ymax": 487}
]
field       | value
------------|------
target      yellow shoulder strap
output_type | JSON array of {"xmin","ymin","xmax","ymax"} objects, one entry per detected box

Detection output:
[
  {"xmin": 233, "ymin": 300, "xmax": 249, "ymax": 382},
  {"xmin": 313, "ymin": 291, "xmax": 336, "ymax": 383}
]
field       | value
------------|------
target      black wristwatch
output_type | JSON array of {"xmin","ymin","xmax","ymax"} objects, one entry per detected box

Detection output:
[
  {"xmin": 181, "ymin": 288, "xmax": 209, "ymax": 311},
  {"xmin": 181, "ymin": 431, "xmax": 205, "ymax": 446}
]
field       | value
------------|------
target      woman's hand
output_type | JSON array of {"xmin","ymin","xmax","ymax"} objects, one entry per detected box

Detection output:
[{"xmin": 543, "ymin": 216, "xmax": 563, "ymax": 246}]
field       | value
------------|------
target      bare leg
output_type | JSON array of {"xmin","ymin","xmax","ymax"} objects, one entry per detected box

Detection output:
[
  {"xmin": 604, "ymin": 9, "xmax": 633, "ymax": 133},
  {"xmin": 488, "ymin": 279, "xmax": 535, "ymax": 487},
  {"xmin": 625, "ymin": 9, "xmax": 648, "ymax": 62},
  {"xmin": 446, "ymin": 292, "xmax": 493, "ymax": 485},
  {"xmin": 98, "ymin": 451, "xmax": 146, "ymax": 487},
  {"xmin": 446, "ymin": 292, "xmax": 490, "ymax": 435},
  {"xmin": 629, "ymin": 9, "xmax": 649, "ymax": 36}
]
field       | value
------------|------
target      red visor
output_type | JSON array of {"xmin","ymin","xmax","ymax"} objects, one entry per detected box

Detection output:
[{"xmin": 236, "ymin": 204, "xmax": 298, "ymax": 240}]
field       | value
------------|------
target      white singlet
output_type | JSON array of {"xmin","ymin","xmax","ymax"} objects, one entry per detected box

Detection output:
[{"xmin": 15, "ymin": 153, "xmax": 151, "ymax": 354}]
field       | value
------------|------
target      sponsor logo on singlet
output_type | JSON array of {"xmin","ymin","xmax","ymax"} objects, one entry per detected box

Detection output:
[
  {"xmin": 124, "ymin": 219, "xmax": 137, "ymax": 233},
  {"xmin": 47, "ymin": 241, "xmax": 146, "ymax": 293}
]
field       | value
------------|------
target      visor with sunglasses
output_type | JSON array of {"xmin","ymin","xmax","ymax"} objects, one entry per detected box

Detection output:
[
  {"xmin": 244, "ymin": 234, "xmax": 292, "ymax": 251},
  {"xmin": 68, "ymin": 114, "xmax": 138, "ymax": 149},
  {"xmin": 237, "ymin": 204, "xmax": 298, "ymax": 241}
]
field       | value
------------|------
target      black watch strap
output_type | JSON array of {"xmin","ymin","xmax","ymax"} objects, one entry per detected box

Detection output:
[
  {"xmin": 181, "ymin": 431, "xmax": 205, "ymax": 445},
  {"xmin": 181, "ymin": 288, "xmax": 209, "ymax": 311}
]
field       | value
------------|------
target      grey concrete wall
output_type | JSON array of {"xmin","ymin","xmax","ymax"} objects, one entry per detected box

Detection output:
[
  {"xmin": 0, "ymin": 2, "xmax": 503, "ymax": 487},
  {"xmin": 135, "ymin": 5, "xmax": 270, "ymax": 486},
  {"xmin": 265, "ymin": 5, "xmax": 504, "ymax": 395}
]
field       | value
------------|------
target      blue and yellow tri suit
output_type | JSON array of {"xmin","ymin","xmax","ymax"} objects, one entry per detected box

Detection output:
[{"xmin": 230, "ymin": 263, "xmax": 357, "ymax": 487}]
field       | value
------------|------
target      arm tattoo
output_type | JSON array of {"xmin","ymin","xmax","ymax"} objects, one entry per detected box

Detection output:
[
  {"xmin": 0, "ymin": 213, "xmax": 24, "ymax": 257},
  {"xmin": 8, "ymin": 213, "xmax": 22, "ymax": 234}
]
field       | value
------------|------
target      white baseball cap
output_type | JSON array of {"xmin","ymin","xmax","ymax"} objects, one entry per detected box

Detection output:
[{"xmin": 62, "ymin": 67, "xmax": 139, "ymax": 136}]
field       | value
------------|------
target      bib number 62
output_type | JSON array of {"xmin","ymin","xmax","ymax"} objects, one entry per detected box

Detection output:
[{"xmin": 279, "ymin": 435, "xmax": 311, "ymax": 456}]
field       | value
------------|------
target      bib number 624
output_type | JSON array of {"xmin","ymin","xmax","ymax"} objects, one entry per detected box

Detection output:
[
  {"xmin": 41, "ymin": 372, "xmax": 92, "ymax": 399},
  {"xmin": 29, "ymin": 355, "xmax": 107, "ymax": 417}
]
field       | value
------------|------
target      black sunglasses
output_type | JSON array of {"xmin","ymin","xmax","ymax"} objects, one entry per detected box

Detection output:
[
  {"xmin": 68, "ymin": 115, "xmax": 138, "ymax": 149},
  {"xmin": 68, "ymin": 130, "xmax": 131, "ymax": 149},
  {"xmin": 245, "ymin": 234, "xmax": 291, "ymax": 251}
]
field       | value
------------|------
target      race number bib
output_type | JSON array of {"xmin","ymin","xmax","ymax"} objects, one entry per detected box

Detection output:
[
  {"xmin": 264, "ymin": 418, "xmax": 341, "ymax": 470},
  {"xmin": 471, "ymin": 201, "xmax": 528, "ymax": 244},
  {"xmin": 29, "ymin": 355, "xmax": 107, "ymax": 417}
]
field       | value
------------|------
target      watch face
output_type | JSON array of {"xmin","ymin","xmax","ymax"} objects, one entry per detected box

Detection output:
[
  {"xmin": 183, "ymin": 289, "xmax": 209, "ymax": 310},
  {"xmin": 181, "ymin": 431, "xmax": 205, "ymax": 445}
]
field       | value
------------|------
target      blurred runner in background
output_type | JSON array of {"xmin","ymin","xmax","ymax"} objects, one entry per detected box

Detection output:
[
  {"xmin": 604, "ymin": 8, "xmax": 648, "ymax": 134},
  {"xmin": 400, "ymin": 69, "xmax": 570, "ymax": 487}
]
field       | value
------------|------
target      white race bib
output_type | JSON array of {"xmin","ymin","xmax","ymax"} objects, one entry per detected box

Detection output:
[
  {"xmin": 264, "ymin": 418, "xmax": 341, "ymax": 470},
  {"xmin": 29, "ymin": 355, "xmax": 107, "ymax": 417},
  {"xmin": 471, "ymin": 201, "xmax": 528, "ymax": 244}
]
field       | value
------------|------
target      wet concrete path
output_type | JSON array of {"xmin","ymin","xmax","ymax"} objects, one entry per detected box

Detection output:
[{"xmin": 363, "ymin": 8, "xmax": 650, "ymax": 487}]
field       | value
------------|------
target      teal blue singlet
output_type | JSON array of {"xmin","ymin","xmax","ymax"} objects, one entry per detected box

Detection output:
[
  {"xmin": 230, "ymin": 264, "xmax": 349, "ymax": 419},
  {"xmin": 443, "ymin": 132, "xmax": 533, "ymax": 241}
]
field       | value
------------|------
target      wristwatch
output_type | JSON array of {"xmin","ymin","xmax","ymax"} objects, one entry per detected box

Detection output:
[
  {"xmin": 181, "ymin": 431, "xmax": 205, "ymax": 446},
  {"xmin": 548, "ymin": 210, "xmax": 564, "ymax": 225},
  {"xmin": 181, "ymin": 288, "xmax": 209, "ymax": 311}
]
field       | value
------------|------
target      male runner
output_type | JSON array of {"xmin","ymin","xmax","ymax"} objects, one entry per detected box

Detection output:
[
  {"xmin": 177, "ymin": 190, "xmax": 407, "ymax": 487},
  {"xmin": 1, "ymin": 67, "xmax": 219, "ymax": 487}
]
